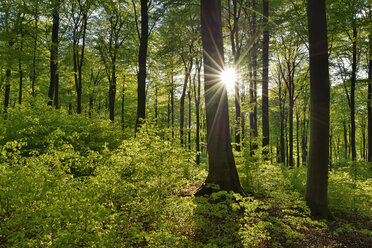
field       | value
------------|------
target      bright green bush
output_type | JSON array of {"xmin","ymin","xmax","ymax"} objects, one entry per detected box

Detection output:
[{"xmin": 1, "ymin": 99, "xmax": 123, "ymax": 155}]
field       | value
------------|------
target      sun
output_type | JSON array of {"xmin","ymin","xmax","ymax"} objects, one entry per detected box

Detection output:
[{"xmin": 220, "ymin": 68, "xmax": 236, "ymax": 93}]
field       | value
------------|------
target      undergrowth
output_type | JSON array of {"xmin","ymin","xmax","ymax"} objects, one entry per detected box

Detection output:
[{"xmin": 0, "ymin": 104, "xmax": 371, "ymax": 247}]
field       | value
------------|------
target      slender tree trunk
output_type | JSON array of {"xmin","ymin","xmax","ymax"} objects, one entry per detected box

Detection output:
[
  {"xmin": 301, "ymin": 102, "xmax": 308, "ymax": 165},
  {"xmin": 262, "ymin": 0, "xmax": 269, "ymax": 154},
  {"xmin": 296, "ymin": 111, "xmax": 300, "ymax": 167},
  {"xmin": 329, "ymin": 129, "xmax": 333, "ymax": 170},
  {"xmin": 350, "ymin": 22, "xmax": 357, "ymax": 160},
  {"xmin": 289, "ymin": 98, "xmax": 294, "ymax": 167},
  {"xmin": 305, "ymin": 0, "xmax": 332, "ymax": 219},
  {"xmin": 195, "ymin": 61, "xmax": 201, "ymax": 164},
  {"xmin": 171, "ymin": 79, "xmax": 175, "ymax": 139},
  {"xmin": 32, "ymin": 8, "xmax": 38, "ymax": 97},
  {"xmin": 279, "ymin": 75, "xmax": 285, "ymax": 164},
  {"xmin": 135, "ymin": 0, "xmax": 149, "ymax": 132},
  {"xmin": 4, "ymin": 68, "xmax": 11, "ymax": 114},
  {"xmin": 196, "ymin": 0, "xmax": 246, "ymax": 196},
  {"xmin": 180, "ymin": 70, "xmax": 190, "ymax": 145},
  {"xmin": 109, "ymin": 63, "xmax": 116, "ymax": 121},
  {"xmin": 155, "ymin": 85, "xmax": 158, "ymax": 123},
  {"xmin": 18, "ymin": 14, "xmax": 24, "ymax": 105},
  {"xmin": 368, "ymin": 32, "xmax": 371, "ymax": 162},
  {"xmin": 188, "ymin": 87, "xmax": 191, "ymax": 150},
  {"xmin": 228, "ymin": 0, "xmax": 241, "ymax": 151},
  {"xmin": 361, "ymin": 124, "xmax": 365, "ymax": 160},
  {"xmin": 121, "ymin": 83, "xmax": 125, "ymax": 130},
  {"xmin": 49, "ymin": 0, "xmax": 59, "ymax": 107},
  {"xmin": 343, "ymin": 121, "xmax": 348, "ymax": 159}
]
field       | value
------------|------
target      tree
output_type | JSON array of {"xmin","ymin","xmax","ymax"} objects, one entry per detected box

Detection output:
[
  {"xmin": 69, "ymin": 0, "xmax": 91, "ymax": 114},
  {"xmin": 262, "ymin": 0, "xmax": 269, "ymax": 155},
  {"xmin": 48, "ymin": 0, "xmax": 60, "ymax": 108},
  {"xmin": 195, "ymin": 0, "xmax": 245, "ymax": 196},
  {"xmin": 134, "ymin": 0, "xmax": 149, "ymax": 132},
  {"xmin": 305, "ymin": 0, "xmax": 332, "ymax": 218},
  {"xmin": 368, "ymin": 28, "xmax": 371, "ymax": 162},
  {"xmin": 96, "ymin": 0, "xmax": 128, "ymax": 121}
]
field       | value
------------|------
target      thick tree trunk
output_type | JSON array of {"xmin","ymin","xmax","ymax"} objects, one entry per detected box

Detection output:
[
  {"xmin": 350, "ymin": 23, "xmax": 357, "ymax": 160},
  {"xmin": 262, "ymin": 0, "xmax": 269, "ymax": 154},
  {"xmin": 49, "ymin": 0, "xmax": 59, "ymax": 107},
  {"xmin": 135, "ymin": 0, "xmax": 149, "ymax": 132},
  {"xmin": 305, "ymin": 0, "xmax": 332, "ymax": 219},
  {"xmin": 196, "ymin": 0, "xmax": 246, "ymax": 196}
]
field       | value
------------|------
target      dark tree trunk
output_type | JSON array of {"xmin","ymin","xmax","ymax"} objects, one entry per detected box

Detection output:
[
  {"xmin": 368, "ymin": 33, "xmax": 372, "ymax": 162},
  {"xmin": 109, "ymin": 64, "xmax": 116, "ymax": 121},
  {"xmin": 4, "ymin": 68, "xmax": 11, "ymax": 113},
  {"xmin": 227, "ymin": 0, "xmax": 242, "ymax": 151},
  {"xmin": 296, "ymin": 111, "xmax": 300, "ymax": 167},
  {"xmin": 361, "ymin": 123, "xmax": 365, "ymax": 160},
  {"xmin": 121, "ymin": 83, "xmax": 125, "ymax": 130},
  {"xmin": 89, "ymin": 95, "xmax": 93, "ymax": 118},
  {"xmin": 188, "ymin": 87, "xmax": 191, "ymax": 150},
  {"xmin": 329, "ymin": 129, "xmax": 333, "ymax": 170},
  {"xmin": 171, "ymin": 78, "xmax": 175, "ymax": 139},
  {"xmin": 180, "ymin": 70, "xmax": 191, "ymax": 145},
  {"xmin": 155, "ymin": 85, "xmax": 158, "ymax": 123},
  {"xmin": 350, "ymin": 22, "xmax": 357, "ymax": 160},
  {"xmin": 49, "ymin": 0, "xmax": 59, "ymax": 107},
  {"xmin": 31, "ymin": 7, "xmax": 39, "ymax": 97},
  {"xmin": 262, "ymin": 0, "xmax": 269, "ymax": 154},
  {"xmin": 289, "ymin": 98, "xmax": 294, "ymax": 167},
  {"xmin": 195, "ymin": 60, "xmax": 201, "ymax": 164},
  {"xmin": 279, "ymin": 75, "xmax": 285, "ymax": 164},
  {"xmin": 343, "ymin": 121, "xmax": 348, "ymax": 159},
  {"xmin": 301, "ymin": 101, "xmax": 308, "ymax": 165},
  {"xmin": 135, "ymin": 0, "xmax": 149, "ymax": 132},
  {"xmin": 18, "ymin": 13, "xmax": 24, "ymax": 105},
  {"xmin": 196, "ymin": 0, "xmax": 246, "ymax": 196},
  {"xmin": 305, "ymin": 0, "xmax": 332, "ymax": 219}
]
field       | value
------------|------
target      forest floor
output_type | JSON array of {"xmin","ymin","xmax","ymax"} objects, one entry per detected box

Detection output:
[{"xmin": 178, "ymin": 182, "xmax": 372, "ymax": 248}]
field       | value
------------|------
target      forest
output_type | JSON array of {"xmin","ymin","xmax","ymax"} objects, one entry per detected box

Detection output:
[{"xmin": 0, "ymin": 0, "xmax": 371, "ymax": 247}]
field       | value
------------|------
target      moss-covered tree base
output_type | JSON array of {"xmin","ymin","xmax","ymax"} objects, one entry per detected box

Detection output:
[
  {"xmin": 307, "ymin": 201, "xmax": 335, "ymax": 220},
  {"xmin": 194, "ymin": 181, "xmax": 247, "ymax": 197}
]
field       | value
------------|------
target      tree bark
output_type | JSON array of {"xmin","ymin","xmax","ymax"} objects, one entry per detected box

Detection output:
[
  {"xmin": 109, "ymin": 62, "xmax": 116, "ymax": 121},
  {"xmin": 350, "ymin": 22, "xmax": 357, "ymax": 160},
  {"xmin": 305, "ymin": 0, "xmax": 332, "ymax": 219},
  {"xmin": 262, "ymin": 0, "xmax": 270, "ymax": 154},
  {"xmin": 180, "ymin": 67, "xmax": 192, "ymax": 145},
  {"xmin": 18, "ymin": 10, "xmax": 24, "ymax": 105},
  {"xmin": 31, "ymin": 4, "xmax": 39, "ymax": 97},
  {"xmin": 135, "ymin": 0, "xmax": 149, "ymax": 132},
  {"xmin": 194, "ymin": 60, "xmax": 201, "ymax": 164},
  {"xmin": 49, "ymin": 0, "xmax": 59, "ymax": 108},
  {"xmin": 195, "ymin": 0, "xmax": 246, "ymax": 196},
  {"xmin": 121, "ymin": 82, "xmax": 125, "ymax": 130},
  {"xmin": 368, "ymin": 32, "xmax": 371, "ymax": 162},
  {"xmin": 4, "ymin": 68, "xmax": 11, "ymax": 114}
]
